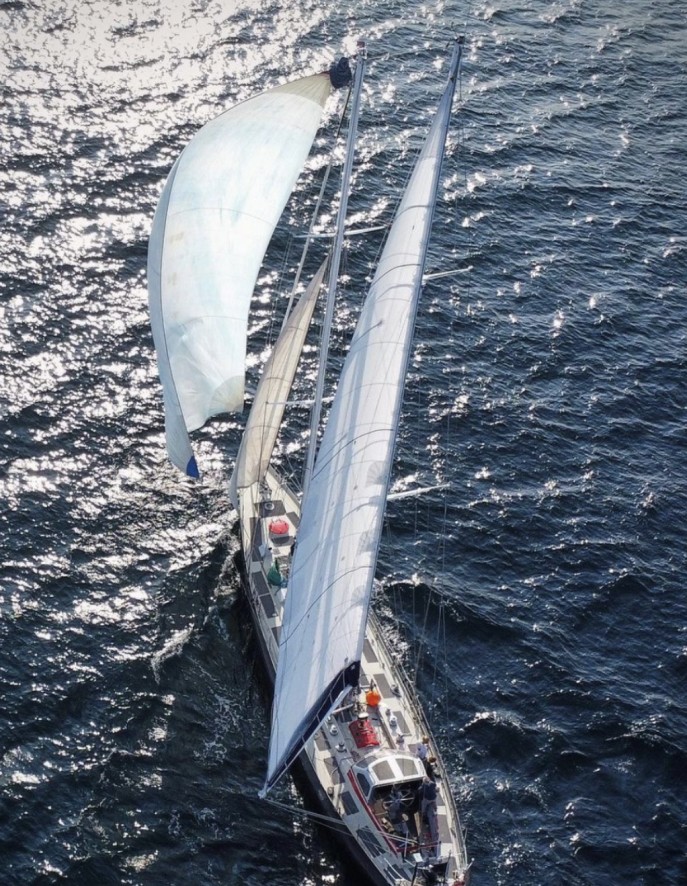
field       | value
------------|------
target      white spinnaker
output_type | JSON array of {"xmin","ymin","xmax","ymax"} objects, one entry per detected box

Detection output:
[
  {"xmin": 229, "ymin": 259, "xmax": 328, "ymax": 504},
  {"xmin": 148, "ymin": 74, "xmax": 331, "ymax": 477},
  {"xmin": 266, "ymin": 44, "xmax": 462, "ymax": 790}
]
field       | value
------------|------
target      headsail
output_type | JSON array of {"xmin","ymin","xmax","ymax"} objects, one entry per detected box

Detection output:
[
  {"xmin": 265, "ymin": 39, "xmax": 463, "ymax": 792},
  {"xmin": 229, "ymin": 259, "xmax": 328, "ymax": 505},
  {"xmin": 147, "ymin": 73, "xmax": 333, "ymax": 477}
]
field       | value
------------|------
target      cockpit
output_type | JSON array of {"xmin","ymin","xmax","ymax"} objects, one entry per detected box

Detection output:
[{"xmin": 352, "ymin": 752, "xmax": 429, "ymax": 853}]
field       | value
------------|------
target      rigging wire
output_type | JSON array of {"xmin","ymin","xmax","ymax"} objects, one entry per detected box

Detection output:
[
  {"xmin": 435, "ymin": 34, "xmax": 467, "ymax": 730},
  {"xmin": 254, "ymin": 77, "xmax": 355, "ymax": 493},
  {"xmin": 262, "ymin": 795, "xmax": 353, "ymax": 834},
  {"xmin": 374, "ymin": 38, "xmax": 465, "ymax": 704},
  {"xmin": 388, "ymin": 31, "xmax": 468, "ymax": 728},
  {"xmin": 282, "ymin": 84, "xmax": 353, "ymax": 326}
]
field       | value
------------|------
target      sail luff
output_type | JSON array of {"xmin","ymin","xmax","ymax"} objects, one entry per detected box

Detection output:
[
  {"xmin": 265, "ymin": 39, "xmax": 463, "ymax": 792},
  {"xmin": 147, "ymin": 73, "xmax": 332, "ymax": 476}
]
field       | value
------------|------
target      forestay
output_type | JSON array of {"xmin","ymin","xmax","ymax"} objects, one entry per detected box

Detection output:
[
  {"xmin": 265, "ymin": 41, "xmax": 463, "ymax": 791},
  {"xmin": 148, "ymin": 74, "xmax": 331, "ymax": 478}
]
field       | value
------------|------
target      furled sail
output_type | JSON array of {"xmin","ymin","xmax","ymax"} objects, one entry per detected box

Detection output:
[
  {"xmin": 148, "ymin": 73, "xmax": 332, "ymax": 478},
  {"xmin": 265, "ymin": 40, "xmax": 463, "ymax": 791},
  {"xmin": 229, "ymin": 259, "xmax": 328, "ymax": 505}
]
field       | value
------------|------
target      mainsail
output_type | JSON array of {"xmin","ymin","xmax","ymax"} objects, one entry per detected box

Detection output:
[
  {"xmin": 148, "ymin": 73, "xmax": 332, "ymax": 477},
  {"xmin": 265, "ymin": 40, "xmax": 463, "ymax": 791}
]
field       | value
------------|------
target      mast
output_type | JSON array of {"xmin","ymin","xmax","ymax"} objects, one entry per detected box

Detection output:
[
  {"xmin": 264, "ymin": 36, "xmax": 464, "ymax": 795},
  {"xmin": 302, "ymin": 39, "xmax": 367, "ymax": 497}
]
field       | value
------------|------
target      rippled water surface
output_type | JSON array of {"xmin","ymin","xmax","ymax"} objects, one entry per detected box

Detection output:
[{"xmin": 2, "ymin": 1, "xmax": 686, "ymax": 884}]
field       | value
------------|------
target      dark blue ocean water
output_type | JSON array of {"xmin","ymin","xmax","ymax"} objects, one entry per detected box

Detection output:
[{"xmin": 1, "ymin": 1, "xmax": 686, "ymax": 884}]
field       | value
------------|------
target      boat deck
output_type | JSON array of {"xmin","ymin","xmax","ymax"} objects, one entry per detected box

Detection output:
[{"xmin": 237, "ymin": 468, "xmax": 469, "ymax": 885}]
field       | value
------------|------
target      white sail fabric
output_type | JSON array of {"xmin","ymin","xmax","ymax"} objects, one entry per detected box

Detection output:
[
  {"xmin": 148, "ymin": 74, "xmax": 332, "ymax": 477},
  {"xmin": 266, "ymin": 45, "xmax": 462, "ymax": 790},
  {"xmin": 229, "ymin": 259, "xmax": 328, "ymax": 505}
]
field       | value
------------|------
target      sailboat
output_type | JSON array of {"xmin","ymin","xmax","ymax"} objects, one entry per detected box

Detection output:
[{"xmin": 148, "ymin": 36, "xmax": 471, "ymax": 886}]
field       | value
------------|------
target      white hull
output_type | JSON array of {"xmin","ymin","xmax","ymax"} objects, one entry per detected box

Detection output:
[{"xmin": 236, "ymin": 467, "xmax": 470, "ymax": 886}]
